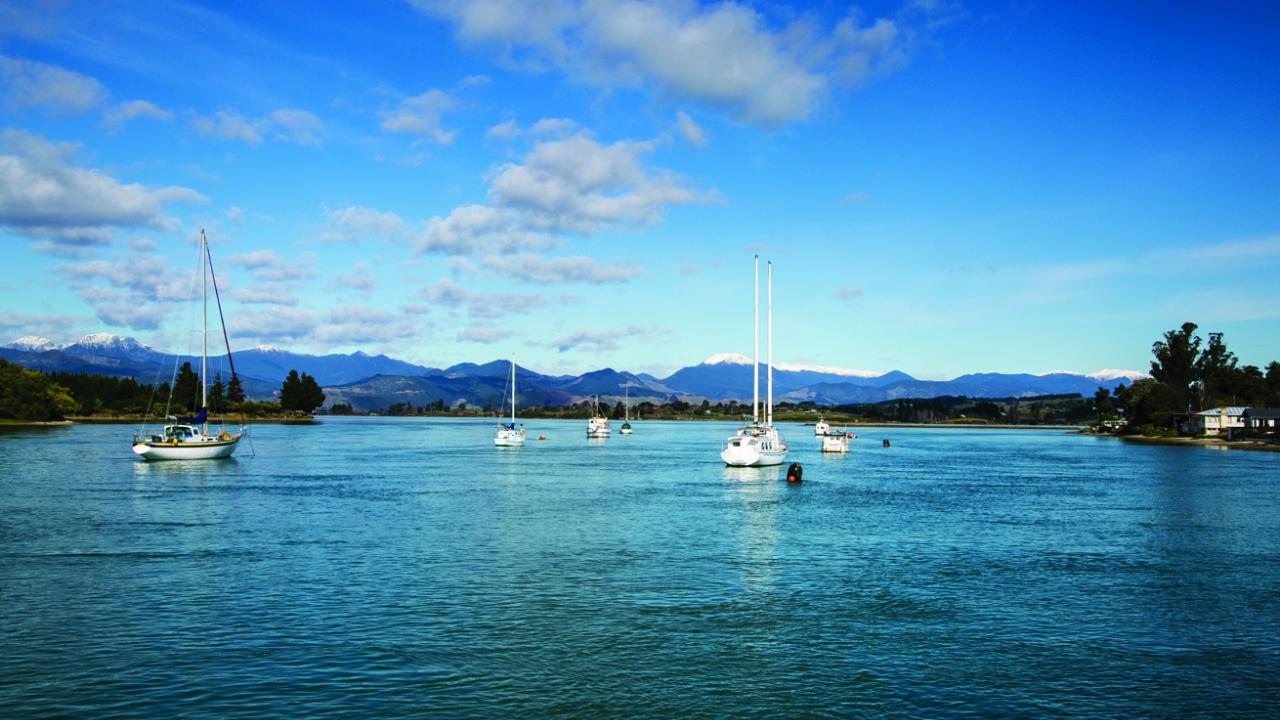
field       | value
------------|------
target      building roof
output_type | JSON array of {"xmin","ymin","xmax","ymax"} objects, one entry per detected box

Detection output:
[
  {"xmin": 1243, "ymin": 408, "xmax": 1280, "ymax": 419},
  {"xmin": 1194, "ymin": 406, "xmax": 1248, "ymax": 417}
]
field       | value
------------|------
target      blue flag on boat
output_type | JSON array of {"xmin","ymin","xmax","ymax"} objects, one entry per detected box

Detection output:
[{"xmin": 177, "ymin": 407, "xmax": 207, "ymax": 424}]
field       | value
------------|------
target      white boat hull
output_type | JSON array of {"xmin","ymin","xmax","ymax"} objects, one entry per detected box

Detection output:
[
  {"xmin": 721, "ymin": 431, "xmax": 788, "ymax": 467},
  {"xmin": 494, "ymin": 428, "xmax": 526, "ymax": 446},
  {"xmin": 821, "ymin": 433, "xmax": 849, "ymax": 453},
  {"xmin": 133, "ymin": 435, "xmax": 241, "ymax": 461}
]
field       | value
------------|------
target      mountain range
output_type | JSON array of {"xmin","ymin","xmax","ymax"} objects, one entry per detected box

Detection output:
[{"xmin": 3, "ymin": 334, "xmax": 1148, "ymax": 412}]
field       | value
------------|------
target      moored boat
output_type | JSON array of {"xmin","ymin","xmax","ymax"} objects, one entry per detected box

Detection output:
[{"xmin": 721, "ymin": 256, "xmax": 788, "ymax": 467}]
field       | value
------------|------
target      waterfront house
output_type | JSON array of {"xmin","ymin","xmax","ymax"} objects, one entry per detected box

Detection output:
[
  {"xmin": 1242, "ymin": 408, "xmax": 1280, "ymax": 434},
  {"xmin": 1189, "ymin": 406, "xmax": 1247, "ymax": 436}
]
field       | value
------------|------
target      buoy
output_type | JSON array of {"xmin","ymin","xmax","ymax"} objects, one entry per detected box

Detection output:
[
  {"xmin": 786, "ymin": 462, "xmax": 803, "ymax": 483},
  {"xmin": 883, "ymin": 439, "xmax": 890, "ymax": 448},
  {"xmin": 538, "ymin": 434, "xmax": 546, "ymax": 441}
]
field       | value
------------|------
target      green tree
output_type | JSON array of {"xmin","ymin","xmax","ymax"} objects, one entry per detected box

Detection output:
[
  {"xmin": 1093, "ymin": 387, "xmax": 1114, "ymax": 418},
  {"xmin": 209, "ymin": 372, "xmax": 226, "ymax": 413},
  {"xmin": 297, "ymin": 372, "xmax": 325, "ymax": 413},
  {"xmin": 280, "ymin": 369, "xmax": 302, "ymax": 411},
  {"xmin": 226, "ymin": 373, "xmax": 245, "ymax": 404},
  {"xmin": 0, "ymin": 359, "xmax": 78, "ymax": 420},
  {"xmin": 1195, "ymin": 332, "xmax": 1237, "ymax": 407},
  {"xmin": 1267, "ymin": 362, "xmax": 1280, "ymax": 406},
  {"xmin": 173, "ymin": 362, "xmax": 201, "ymax": 412},
  {"xmin": 1150, "ymin": 322, "xmax": 1200, "ymax": 412}
]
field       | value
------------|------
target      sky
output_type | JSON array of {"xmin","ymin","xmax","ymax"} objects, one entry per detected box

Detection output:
[{"xmin": 1, "ymin": 0, "xmax": 1278, "ymax": 379}]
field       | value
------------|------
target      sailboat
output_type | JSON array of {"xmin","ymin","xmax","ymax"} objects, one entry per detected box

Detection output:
[
  {"xmin": 721, "ymin": 256, "xmax": 788, "ymax": 467},
  {"xmin": 587, "ymin": 395, "xmax": 610, "ymax": 438},
  {"xmin": 132, "ymin": 230, "xmax": 246, "ymax": 461},
  {"xmin": 620, "ymin": 383, "xmax": 633, "ymax": 435},
  {"xmin": 494, "ymin": 357, "xmax": 526, "ymax": 446}
]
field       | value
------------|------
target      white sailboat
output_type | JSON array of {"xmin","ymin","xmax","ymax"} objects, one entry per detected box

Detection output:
[
  {"xmin": 132, "ymin": 230, "xmax": 246, "ymax": 461},
  {"xmin": 494, "ymin": 356, "xmax": 526, "ymax": 446},
  {"xmin": 721, "ymin": 256, "xmax": 788, "ymax": 467},
  {"xmin": 587, "ymin": 395, "xmax": 611, "ymax": 438},
  {"xmin": 620, "ymin": 383, "xmax": 633, "ymax": 435}
]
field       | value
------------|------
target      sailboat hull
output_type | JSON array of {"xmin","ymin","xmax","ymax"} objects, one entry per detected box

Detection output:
[
  {"xmin": 133, "ymin": 436, "xmax": 241, "ymax": 461},
  {"xmin": 493, "ymin": 429, "xmax": 525, "ymax": 446}
]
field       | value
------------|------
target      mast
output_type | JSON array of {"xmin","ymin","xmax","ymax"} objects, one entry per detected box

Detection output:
[
  {"xmin": 753, "ymin": 254, "xmax": 759, "ymax": 424},
  {"xmin": 511, "ymin": 356, "xmax": 516, "ymax": 425},
  {"xmin": 767, "ymin": 260, "xmax": 773, "ymax": 427},
  {"xmin": 200, "ymin": 229, "xmax": 208, "ymax": 430},
  {"xmin": 625, "ymin": 384, "xmax": 629, "ymax": 421}
]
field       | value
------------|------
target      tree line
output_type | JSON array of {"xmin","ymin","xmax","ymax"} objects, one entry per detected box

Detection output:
[
  {"xmin": 1098, "ymin": 322, "xmax": 1280, "ymax": 432},
  {"xmin": 0, "ymin": 359, "xmax": 325, "ymax": 421}
]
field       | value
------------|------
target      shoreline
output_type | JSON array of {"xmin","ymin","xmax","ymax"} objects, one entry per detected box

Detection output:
[
  {"xmin": 1117, "ymin": 434, "xmax": 1280, "ymax": 452},
  {"xmin": 65, "ymin": 415, "xmax": 318, "ymax": 425}
]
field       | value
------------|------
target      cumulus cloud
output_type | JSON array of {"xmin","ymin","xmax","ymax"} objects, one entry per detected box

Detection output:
[
  {"xmin": 487, "ymin": 131, "xmax": 703, "ymax": 233},
  {"xmin": 1, "ymin": 55, "xmax": 106, "ymax": 114},
  {"xmin": 550, "ymin": 324, "xmax": 661, "ymax": 353},
  {"xmin": 413, "ymin": 0, "xmax": 932, "ymax": 125},
  {"xmin": 316, "ymin": 206, "xmax": 407, "ymax": 244},
  {"xmin": 102, "ymin": 99, "xmax": 174, "ymax": 128},
  {"xmin": 226, "ymin": 249, "xmax": 317, "ymax": 282},
  {"xmin": 479, "ymin": 253, "xmax": 640, "ymax": 284},
  {"xmin": 0, "ymin": 129, "xmax": 205, "ymax": 253},
  {"xmin": 0, "ymin": 310, "xmax": 82, "ymax": 340},
  {"xmin": 486, "ymin": 119, "xmax": 521, "ymax": 141},
  {"xmin": 380, "ymin": 89, "xmax": 456, "ymax": 144},
  {"xmin": 325, "ymin": 263, "xmax": 377, "ymax": 294},
  {"xmin": 418, "ymin": 278, "xmax": 552, "ymax": 318},
  {"xmin": 416, "ymin": 204, "xmax": 557, "ymax": 256},
  {"xmin": 192, "ymin": 107, "xmax": 324, "ymax": 145},
  {"xmin": 230, "ymin": 305, "xmax": 419, "ymax": 348},
  {"xmin": 57, "ymin": 250, "xmax": 197, "ymax": 330},
  {"xmin": 229, "ymin": 286, "xmax": 299, "ymax": 306}
]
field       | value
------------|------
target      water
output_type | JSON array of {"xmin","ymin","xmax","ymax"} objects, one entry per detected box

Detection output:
[{"xmin": 2, "ymin": 418, "xmax": 1278, "ymax": 718}]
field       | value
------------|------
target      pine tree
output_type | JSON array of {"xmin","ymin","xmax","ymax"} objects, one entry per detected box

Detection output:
[
  {"xmin": 173, "ymin": 362, "xmax": 201, "ymax": 412},
  {"xmin": 227, "ymin": 374, "xmax": 245, "ymax": 404},
  {"xmin": 280, "ymin": 369, "xmax": 302, "ymax": 412}
]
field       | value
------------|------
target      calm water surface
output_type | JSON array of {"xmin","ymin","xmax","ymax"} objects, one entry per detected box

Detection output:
[{"xmin": 2, "ymin": 418, "xmax": 1278, "ymax": 718}]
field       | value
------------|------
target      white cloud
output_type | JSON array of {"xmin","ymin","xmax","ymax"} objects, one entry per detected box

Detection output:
[
  {"xmin": 530, "ymin": 117, "xmax": 577, "ymax": 136},
  {"xmin": 102, "ymin": 99, "xmax": 174, "ymax": 128},
  {"xmin": 269, "ymin": 108, "xmax": 323, "ymax": 145},
  {"xmin": 1, "ymin": 55, "xmax": 106, "ymax": 114},
  {"xmin": 479, "ymin": 253, "xmax": 640, "ymax": 284},
  {"xmin": 0, "ymin": 310, "xmax": 82, "ymax": 340},
  {"xmin": 0, "ymin": 129, "xmax": 205, "ymax": 252},
  {"xmin": 325, "ymin": 263, "xmax": 377, "ymax": 293},
  {"xmin": 486, "ymin": 119, "xmax": 520, "ymax": 141},
  {"xmin": 833, "ymin": 285, "xmax": 864, "ymax": 300},
  {"xmin": 416, "ymin": 204, "xmax": 556, "ymax": 256},
  {"xmin": 488, "ymin": 132, "xmax": 702, "ymax": 232},
  {"xmin": 1190, "ymin": 235, "xmax": 1280, "ymax": 262},
  {"xmin": 414, "ymin": 1, "xmax": 927, "ymax": 125},
  {"xmin": 674, "ymin": 111, "xmax": 705, "ymax": 146},
  {"xmin": 229, "ymin": 286, "xmax": 299, "ymax": 305},
  {"xmin": 192, "ymin": 107, "xmax": 324, "ymax": 145},
  {"xmin": 230, "ymin": 305, "xmax": 419, "ymax": 348},
  {"xmin": 226, "ymin": 249, "xmax": 317, "ymax": 282},
  {"xmin": 380, "ymin": 88, "xmax": 456, "ymax": 144},
  {"xmin": 550, "ymin": 324, "xmax": 661, "ymax": 353},
  {"xmin": 418, "ymin": 278, "xmax": 552, "ymax": 318},
  {"xmin": 317, "ymin": 206, "xmax": 407, "ymax": 244}
]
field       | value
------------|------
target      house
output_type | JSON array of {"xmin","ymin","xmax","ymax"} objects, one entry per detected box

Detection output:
[
  {"xmin": 1188, "ymin": 406, "xmax": 1247, "ymax": 436},
  {"xmin": 1242, "ymin": 408, "xmax": 1280, "ymax": 434}
]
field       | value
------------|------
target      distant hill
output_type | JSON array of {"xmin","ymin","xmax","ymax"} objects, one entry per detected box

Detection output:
[{"xmin": 2, "ymin": 334, "xmax": 1148, "ymax": 411}]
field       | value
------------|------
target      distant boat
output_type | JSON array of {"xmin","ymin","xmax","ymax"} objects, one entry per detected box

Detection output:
[
  {"xmin": 821, "ymin": 428, "xmax": 850, "ymax": 453},
  {"xmin": 494, "ymin": 356, "xmax": 525, "ymax": 447},
  {"xmin": 132, "ymin": 230, "xmax": 245, "ymax": 461},
  {"xmin": 721, "ymin": 256, "xmax": 788, "ymax": 467},
  {"xmin": 620, "ymin": 383, "xmax": 633, "ymax": 435},
  {"xmin": 814, "ymin": 416, "xmax": 830, "ymax": 436},
  {"xmin": 587, "ymin": 395, "xmax": 611, "ymax": 438}
]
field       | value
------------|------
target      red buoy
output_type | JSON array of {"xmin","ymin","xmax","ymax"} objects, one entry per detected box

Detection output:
[{"xmin": 538, "ymin": 434, "xmax": 546, "ymax": 440}]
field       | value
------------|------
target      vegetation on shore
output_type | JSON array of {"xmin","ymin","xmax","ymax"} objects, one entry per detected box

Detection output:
[
  {"xmin": 0, "ymin": 360, "xmax": 325, "ymax": 422},
  {"xmin": 1098, "ymin": 322, "xmax": 1279, "ymax": 438}
]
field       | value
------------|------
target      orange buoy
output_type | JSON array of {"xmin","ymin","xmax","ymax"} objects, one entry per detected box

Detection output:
[{"xmin": 538, "ymin": 434, "xmax": 546, "ymax": 440}]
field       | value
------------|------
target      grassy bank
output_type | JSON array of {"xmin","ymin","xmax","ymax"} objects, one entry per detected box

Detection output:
[{"xmin": 1118, "ymin": 434, "xmax": 1280, "ymax": 452}]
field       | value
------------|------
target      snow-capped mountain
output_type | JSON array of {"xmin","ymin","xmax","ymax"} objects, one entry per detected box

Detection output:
[
  {"xmin": 1086, "ymin": 369, "xmax": 1148, "ymax": 382},
  {"xmin": 61, "ymin": 333, "xmax": 164, "ymax": 362},
  {"xmin": 3, "ymin": 336, "xmax": 61, "ymax": 352}
]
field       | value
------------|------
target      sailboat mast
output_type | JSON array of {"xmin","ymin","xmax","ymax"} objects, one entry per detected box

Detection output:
[
  {"xmin": 753, "ymin": 254, "xmax": 759, "ymax": 424},
  {"xmin": 767, "ymin": 260, "xmax": 773, "ymax": 427},
  {"xmin": 511, "ymin": 356, "xmax": 516, "ymax": 425},
  {"xmin": 200, "ymin": 229, "xmax": 208, "ymax": 422}
]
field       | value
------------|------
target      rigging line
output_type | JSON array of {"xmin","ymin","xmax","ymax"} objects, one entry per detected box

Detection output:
[
  {"xmin": 205, "ymin": 238, "xmax": 250, "ymax": 434},
  {"xmin": 163, "ymin": 236, "xmax": 205, "ymax": 421}
]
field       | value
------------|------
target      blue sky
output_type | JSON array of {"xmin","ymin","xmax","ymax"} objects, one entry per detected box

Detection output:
[{"xmin": 1, "ymin": 0, "xmax": 1277, "ymax": 378}]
